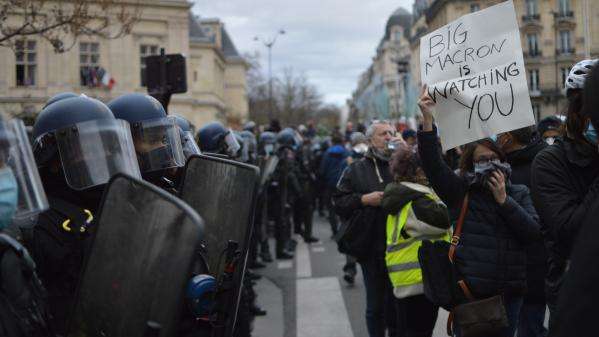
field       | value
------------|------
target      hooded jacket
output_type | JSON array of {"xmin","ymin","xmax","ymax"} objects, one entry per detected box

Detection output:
[
  {"xmin": 505, "ymin": 140, "xmax": 548, "ymax": 303},
  {"xmin": 381, "ymin": 182, "xmax": 450, "ymax": 235},
  {"xmin": 531, "ymin": 136, "xmax": 599, "ymax": 307},
  {"xmin": 320, "ymin": 145, "xmax": 349, "ymax": 188},
  {"xmin": 418, "ymin": 130, "xmax": 541, "ymax": 298}
]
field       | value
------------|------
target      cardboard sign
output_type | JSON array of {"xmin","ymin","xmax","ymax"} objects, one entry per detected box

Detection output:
[{"xmin": 420, "ymin": 0, "xmax": 535, "ymax": 150}]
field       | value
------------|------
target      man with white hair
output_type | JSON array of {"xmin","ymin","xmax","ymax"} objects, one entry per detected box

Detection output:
[{"xmin": 334, "ymin": 121, "xmax": 404, "ymax": 337}]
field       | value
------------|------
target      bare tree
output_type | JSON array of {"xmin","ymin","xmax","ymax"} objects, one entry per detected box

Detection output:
[
  {"xmin": 245, "ymin": 55, "xmax": 338, "ymax": 128},
  {"xmin": 0, "ymin": 0, "xmax": 141, "ymax": 52}
]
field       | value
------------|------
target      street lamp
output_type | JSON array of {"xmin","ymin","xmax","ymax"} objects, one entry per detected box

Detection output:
[{"xmin": 254, "ymin": 29, "xmax": 286, "ymax": 121}]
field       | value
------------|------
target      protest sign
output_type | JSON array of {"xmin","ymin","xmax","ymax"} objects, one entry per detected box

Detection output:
[{"xmin": 419, "ymin": 0, "xmax": 535, "ymax": 150}]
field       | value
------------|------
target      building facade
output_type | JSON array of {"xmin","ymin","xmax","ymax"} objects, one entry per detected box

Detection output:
[
  {"xmin": 349, "ymin": 8, "xmax": 413, "ymax": 123},
  {"xmin": 0, "ymin": 0, "xmax": 248, "ymax": 129}
]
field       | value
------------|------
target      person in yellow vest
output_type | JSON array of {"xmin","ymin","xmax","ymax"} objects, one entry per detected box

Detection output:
[{"xmin": 381, "ymin": 143, "xmax": 451, "ymax": 337}]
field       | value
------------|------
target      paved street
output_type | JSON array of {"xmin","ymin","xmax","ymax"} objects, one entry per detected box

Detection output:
[{"xmin": 252, "ymin": 214, "xmax": 451, "ymax": 337}]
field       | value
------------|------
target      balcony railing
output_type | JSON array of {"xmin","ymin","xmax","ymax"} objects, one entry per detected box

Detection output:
[
  {"xmin": 522, "ymin": 14, "xmax": 540, "ymax": 22},
  {"xmin": 556, "ymin": 47, "xmax": 575, "ymax": 55},
  {"xmin": 526, "ymin": 50, "xmax": 542, "ymax": 58},
  {"xmin": 554, "ymin": 11, "xmax": 574, "ymax": 20}
]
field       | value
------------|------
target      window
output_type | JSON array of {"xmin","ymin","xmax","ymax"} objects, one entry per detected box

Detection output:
[
  {"xmin": 561, "ymin": 67, "xmax": 571, "ymax": 87},
  {"xmin": 529, "ymin": 69, "xmax": 540, "ymax": 91},
  {"xmin": 526, "ymin": 0, "xmax": 538, "ymax": 16},
  {"xmin": 15, "ymin": 40, "xmax": 36, "ymax": 86},
  {"xmin": 559, "ymin": 30, "xmax": 571, "ymax": 53},
  {"xmin": 140, "ymin": 44, "xmax": 159, "ymax": 87},
  {"xmin": 527, "ymin": 34, "xmax": 539, "ymax": 56},
  {"xmin": 394, "ymin": 30, "xmax": 402, "ymax": 42},
  {"xmin": 80, "ymin": 42, "xmax": 100, "ymax": 86},
  {"xmin": 559, "ymin": 0, "xmax": 570, "ymax": 15},
  {"xmin": 470, "ymin": 3, "xmax": 480, "ymax": 13}
]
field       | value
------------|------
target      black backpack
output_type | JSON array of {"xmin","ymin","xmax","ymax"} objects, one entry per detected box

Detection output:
[{"xmin": 0, "ymin": 233, "xmax": 53, "ymax": 337}]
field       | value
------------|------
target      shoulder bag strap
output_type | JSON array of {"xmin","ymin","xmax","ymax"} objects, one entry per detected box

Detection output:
[{"xmin": 449, "ymin": 193, "xmax": 469, "ymax": 263}]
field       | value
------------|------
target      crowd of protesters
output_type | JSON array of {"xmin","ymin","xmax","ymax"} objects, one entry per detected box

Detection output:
[{"xmin": 318, "ymin": 58, "xmax": 599, "ymax": 337}]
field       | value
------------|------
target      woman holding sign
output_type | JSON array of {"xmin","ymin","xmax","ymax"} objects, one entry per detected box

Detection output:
[{"xmin": 416, "ymin": 86, "xmax": 540, "ymax": 337}]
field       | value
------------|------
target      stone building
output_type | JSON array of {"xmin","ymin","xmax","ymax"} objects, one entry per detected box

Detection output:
[
  {"xmin": 349, "ymin": 8, "xmax": 413, "ymax": 123},
  {"xmin": 408, "ymin": 0, "xmax": 598, "ymax": 120},
  {"xmin": 0, "ymin": 0, "xmax": 248, "ymax": 128}
]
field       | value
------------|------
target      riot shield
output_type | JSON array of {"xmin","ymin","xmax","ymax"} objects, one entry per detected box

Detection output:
[
  {"xmin": 259, "ymin": 155, "xmax": 279, "ymax": 189},
  {"xmin": 68, "ymin": 174, "xmax": 204, "ymax": 337},
  {"xmin": 179, "ymin": 154, "xmax": 259, "ymax": 337}
]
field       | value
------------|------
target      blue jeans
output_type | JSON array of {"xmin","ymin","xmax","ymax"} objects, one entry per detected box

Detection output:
[
  {"xmin": 360, "ymin": 257, "xmax": 401, "ymax": 337},
  {"xmin": 454, "ymin": 296, "xmax": 523, "ymax": 337},
  {"xmin": 517, "ymin": 302, "xmax": 547, "ymax": 337}
]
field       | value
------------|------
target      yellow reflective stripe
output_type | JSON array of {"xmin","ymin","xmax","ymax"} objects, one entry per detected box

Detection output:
[
  {"xmin": 386, "ymin": 233, "xmax": 448, "ymax": 253},
  {"xmin": 387, "ymin": 261, "xmax": 420, "ymax": 272}
]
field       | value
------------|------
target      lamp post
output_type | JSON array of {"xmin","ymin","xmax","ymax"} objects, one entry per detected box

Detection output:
[{"xmin": 254, "ymin": 29, "xmax": 286, "ymax": 121}]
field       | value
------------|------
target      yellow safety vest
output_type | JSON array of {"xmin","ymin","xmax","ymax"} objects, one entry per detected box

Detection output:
[{"xmin": 385, "ymin": 197, "xmax": 450, "ymax": 298}]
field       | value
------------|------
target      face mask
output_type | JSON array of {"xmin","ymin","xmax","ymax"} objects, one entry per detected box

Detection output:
[
  {"xmin": 353, "ymin": 143, "xmax": 368, "ymax": 154},
  {"xmin": 264, "ymin": 144, "xmax": 274, "ymax": 156},
  {"xmin": 489, "ymin": 134, "xmax": 498, "ymax": 142},
  {"xmin": 0, "ymin": 167, "xmax": 18, "ymax": 230},
  {"xmin": 544, "ymin": 137, "xmax": 556, "ymax": 146},
  {"xmin": 584, "ymin": 124, "xmax": 598, "ymax": 145},
  {"xmin": 470, "ymin": 160, "xmax": 512, "ymax": 187}
]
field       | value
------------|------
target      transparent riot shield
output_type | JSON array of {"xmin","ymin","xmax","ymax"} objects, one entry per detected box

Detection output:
[
  {"xmin": 259, "ymin": 155, "xmax": 279, "ymax": 189},
  {"xmin": 179, "ymin": 154, "xmax": 259, "ymax": 337},
  {"xmin": 68, "ymin": 174, "xmax": 204, "ymax": 337}
]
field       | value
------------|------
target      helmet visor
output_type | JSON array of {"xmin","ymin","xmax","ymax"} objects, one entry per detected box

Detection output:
[
  {"xmin": 56, "ymin": 119, "xmax": 142, "ymax": 190},
  {"xmin": 181, "ymin": 130, "xmax": 201, "ymax": 158},
  {"xmin": 0, "ymin": 119, "xmax": 49, "ymax": 219},
  {"xmin": 130, "ymin": 116, "xmax": 185, "ymax": 173},
  {"xmin": 224, "ymin": 130, "xmax": 241, "ymax": 157}
]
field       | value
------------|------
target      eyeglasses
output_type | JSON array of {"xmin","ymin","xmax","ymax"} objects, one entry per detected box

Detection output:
[{"xmin": 474, "ymin": 155, "xmax": 499, "ymax": 165}]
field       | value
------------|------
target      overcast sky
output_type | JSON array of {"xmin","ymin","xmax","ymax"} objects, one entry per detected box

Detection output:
[{"xmin": 192, "ymin": 0, "xmax": 413, "ymax": 107}]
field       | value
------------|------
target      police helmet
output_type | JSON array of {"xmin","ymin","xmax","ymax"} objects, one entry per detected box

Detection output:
[
  {"xmin": 0, "ymin": 118, "xmax": 48, "ymax": 221},
  {"xmin": 108, "ymin": 93, "xmax": 185, "ymax": 173},
  {"xmin": 33, "ymin": 96, "xmax": 141, "ymax": 190},
  {"xmin": 196, "ymin": 121, "xmax": 240, "ymax": 157},
  {"xmin": 43, "ymin": 92, "xmax": 79, "ymax": 109},
  {"xmin": 276, "ymin": 128, "xmax": 298, "ymax": 150}
]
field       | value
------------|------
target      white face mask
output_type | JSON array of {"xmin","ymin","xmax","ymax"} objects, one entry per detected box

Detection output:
[
  {"xmin": 352, "ymin": 143, "xmax": 368, "ymax": 154},
  {"xmin": 544, "ymin": 137, "xmax": 555, "ymax": 145}
]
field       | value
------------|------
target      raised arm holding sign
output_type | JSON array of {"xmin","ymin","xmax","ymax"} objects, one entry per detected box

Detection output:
[{"xmin": 419, "ymin": 0, "xmax": 535, "ymax": 150}]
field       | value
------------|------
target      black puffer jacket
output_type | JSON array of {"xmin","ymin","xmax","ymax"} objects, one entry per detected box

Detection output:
[
  {"xmin": 505, "ymin": 140, "xmax": 547, "ymax": 303},
  {"xmin": 418, "ymin": 130, "xmax": 540, "ymax": 298},
  {"xmin": 530, "ymin": 137, "xmax": 599, "ymax": 307},
  {"xmin": 333, "ymin": 150, "xmax": 393, "ymax": 260}
]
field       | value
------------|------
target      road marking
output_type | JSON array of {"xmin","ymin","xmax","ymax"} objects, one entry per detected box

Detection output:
[
  {"xmin": 277, "ymin": 261, "xmax": 293, "ymax": 269},
  {"xmin": 296, "ymin": 239, "xmax": 312, "ymax": 278},
  {"xmin": 311, "ymin": 246, "xmax": 325, "ymax": 253},
  {"xmin": 296, "ymin": 277, "xmax": 354, "ymax": 337}
]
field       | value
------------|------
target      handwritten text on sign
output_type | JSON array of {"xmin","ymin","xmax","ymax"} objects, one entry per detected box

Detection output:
[{"xmin": 420, "ymin": 1, "xmax": 535, "ymax": 150}]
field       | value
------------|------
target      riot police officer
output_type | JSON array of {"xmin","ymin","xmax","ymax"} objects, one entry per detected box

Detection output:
[
  {"xmin": 27, "ymin": 95, "xmax": 142, "ymax": 334},
  {"xmin": 197, "ymin": 121, "xmax": 241, "ymax": 158},
  {"xmin": 271, "ymin": 128, "xmax": 302, "ymax": 259},
  {"xmin": 0, "ymin": 117, "xmax": 54, "ymax": 337},
  {"xmin": 255, "ymin": 131, "xmax": 277, "ymax": 263},
  {"xmin": 108, "ymin": 93, "xmax": 186, "ymax": 192}
]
